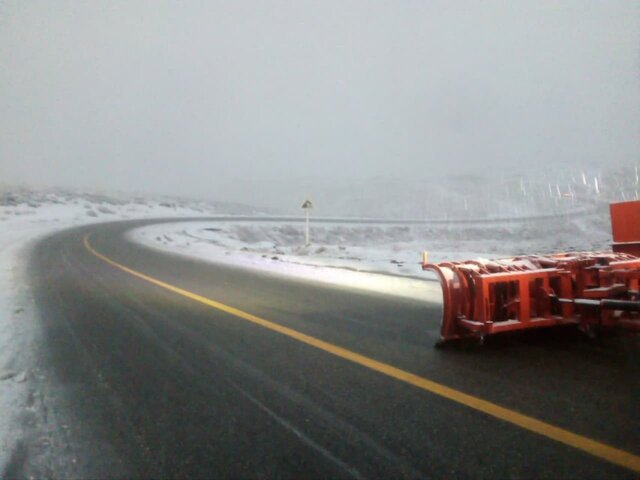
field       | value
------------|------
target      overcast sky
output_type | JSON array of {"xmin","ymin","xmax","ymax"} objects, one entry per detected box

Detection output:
[{"xmin": 1, "ymin": 1, "xmax": 638, "ymax": 200}]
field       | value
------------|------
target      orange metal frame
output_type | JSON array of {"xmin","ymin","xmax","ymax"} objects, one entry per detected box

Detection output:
[{"xmin": 423, "ymin": 201, "xmax": 640, "ymax": 345}]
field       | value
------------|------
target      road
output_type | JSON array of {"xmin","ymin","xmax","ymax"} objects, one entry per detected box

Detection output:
[{"xmin": 21, "ymin": 219, "xmax": 640, "ymax": 478}]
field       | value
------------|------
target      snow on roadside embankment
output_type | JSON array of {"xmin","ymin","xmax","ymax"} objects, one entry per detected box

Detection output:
[
  {"xmin": 129, "ymin": 221, "xmax": 445, "ymax": 303},
  {"xmin": 127, "ymin": 211, "xmax": 612, "ymax": 303},
  {"xmin": 0, "ymin": 188, "xmax": 243, "ymax": 474}
]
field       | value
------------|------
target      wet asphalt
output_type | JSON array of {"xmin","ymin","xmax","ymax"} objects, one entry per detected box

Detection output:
[{"xmin": 21, "ymin": 219, "xmax": 640, "ymax": 479}]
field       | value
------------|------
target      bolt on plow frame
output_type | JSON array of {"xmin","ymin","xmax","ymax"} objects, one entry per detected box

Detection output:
[{"xmin": 423, "ymin": 200, "xmax": 640, "ymax": 346}]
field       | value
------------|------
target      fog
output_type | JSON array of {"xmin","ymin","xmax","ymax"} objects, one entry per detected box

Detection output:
[{"xmin": 1, "ymin": 1, "xmax": 638, "ymax": 208}]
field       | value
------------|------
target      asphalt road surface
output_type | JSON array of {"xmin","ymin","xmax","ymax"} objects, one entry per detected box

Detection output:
[{"xmin": 20, "ymin": 219, "xmax": 640, "ymax": 478}]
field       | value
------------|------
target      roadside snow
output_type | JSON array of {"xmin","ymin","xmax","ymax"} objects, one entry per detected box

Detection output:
[
  {"xmin": 129, "ymin": 221, "xmax": 445, "ymax": 303},
  {"xmin": 127, "ymin": 212, "xmax": 612, "ymax": 303}
]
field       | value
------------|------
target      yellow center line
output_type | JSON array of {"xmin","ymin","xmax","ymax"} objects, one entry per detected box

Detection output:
[{"xmin": 83, "ymin": 233, "xmax": 640, "ymax": 474}]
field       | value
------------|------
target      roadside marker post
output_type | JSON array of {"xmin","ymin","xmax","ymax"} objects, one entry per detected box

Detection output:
[{"xmin": 302, "ymin": 199, "xmax": 313, "ymax": 246}]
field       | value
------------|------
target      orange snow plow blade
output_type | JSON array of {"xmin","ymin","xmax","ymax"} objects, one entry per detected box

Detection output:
[{"xmin": 423, "ymin": 201, "xmax": 640, "ymax": 346}]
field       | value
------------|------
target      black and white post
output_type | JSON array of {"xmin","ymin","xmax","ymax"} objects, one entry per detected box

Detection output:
[{"xmin": 301, "ymin": 199, "xmax": 313, "ymax": 246}]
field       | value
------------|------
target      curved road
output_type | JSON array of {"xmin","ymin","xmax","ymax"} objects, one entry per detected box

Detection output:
[{"xmin": 20, "ymin": 219, "xmax": 640, "ymax": 478}]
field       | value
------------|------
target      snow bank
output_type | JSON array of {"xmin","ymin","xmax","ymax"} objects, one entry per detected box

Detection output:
[
  {"xmin": 129, "ymin": 221, "xmax": 444, "ymax": 303},
  {"xmin": 128, "ymin": 212, "xmax": 611, "ymax": 302}
]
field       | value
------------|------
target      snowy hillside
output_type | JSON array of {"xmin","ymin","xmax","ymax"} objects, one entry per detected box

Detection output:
[{"xmin": 215, "ymin": 163, "xmax": 639, "ymax": 220}]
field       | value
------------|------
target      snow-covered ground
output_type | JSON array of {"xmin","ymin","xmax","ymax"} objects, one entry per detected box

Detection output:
[
  {"xmin": 128, "ymin": 209, "xmax": 613, "ymax": 301},
  {"xmin": 129, "ymin": 221, "xmax": 446, "ymax": 303}
]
